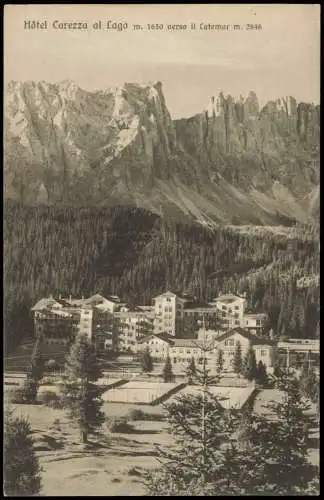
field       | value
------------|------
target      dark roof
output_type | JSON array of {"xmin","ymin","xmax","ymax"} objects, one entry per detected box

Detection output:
[
  {"xmin": 56, "ymin": 298, "xmax": 74, "ymax": 307},
  {"xmin": 215, "ymin": 327, "xmax": 274, "ymax": 346},
  {"xmin": 184, "ymin": 302, "xmax": 214, "ymax": 310}
]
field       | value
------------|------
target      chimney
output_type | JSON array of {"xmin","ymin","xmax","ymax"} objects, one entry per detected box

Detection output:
[
  {"xmin": 69, "ymin": 295, "xmax": 72, "ymax": 301},
  {"xmin": 59, "ymin": 294, "xmax": 62, "ymax": 300}
]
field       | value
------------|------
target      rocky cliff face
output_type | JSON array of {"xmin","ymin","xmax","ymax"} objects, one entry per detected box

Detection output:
[{"xmin": 4, "ymin": 80, "xmax": 320, "ymax": 225}]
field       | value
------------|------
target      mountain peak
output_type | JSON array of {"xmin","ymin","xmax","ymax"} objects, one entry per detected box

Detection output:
[{"xmin": 4, "ymin": 79, "xmax": 319, "ymax": 225}]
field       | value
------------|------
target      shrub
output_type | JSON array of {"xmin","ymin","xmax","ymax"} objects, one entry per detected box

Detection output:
[
  {"xmin": 106, "ymin": 417, "xmax": 135, "ymax": 433},
  {"xmin": 38, "ymin": 390, "xmax": 64, "ymax": 409},
  {"xmin": 128, "ymin": 408, "xmax": 146, "ymax": 421},
  {"xmin": 10, "ymin": 381, "xmax": 39, "ymax": 405},
  {"xmin": 10, "ymin": 387, "xmax": 29, "ymax": 404},
  {"xmin": 4, "ymin": 408, "xmax": 42, "ymax": 496},
  {"xmin": 128, "ymin": 408, "xmax": 165, "ymax": 421}
]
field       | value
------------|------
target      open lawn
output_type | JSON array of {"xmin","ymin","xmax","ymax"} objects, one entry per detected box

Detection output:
[{"xmin": 8, "ymin": 402, "xmax": 170, "ymax": 496}]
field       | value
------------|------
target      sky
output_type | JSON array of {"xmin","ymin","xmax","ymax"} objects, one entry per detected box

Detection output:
[{"xmin": 4, "ymin": 4, "xmax": 320, "ymax": 119}]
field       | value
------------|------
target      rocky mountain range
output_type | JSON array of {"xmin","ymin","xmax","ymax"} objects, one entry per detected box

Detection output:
[{"xmin": 4, "ymin": 80, "xmax": 320, "ymax": 225}]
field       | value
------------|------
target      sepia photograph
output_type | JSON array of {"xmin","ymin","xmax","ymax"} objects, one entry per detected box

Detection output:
[{"xmin": 3, "ymin": 4, "xmax": 320, "ymax": 496}]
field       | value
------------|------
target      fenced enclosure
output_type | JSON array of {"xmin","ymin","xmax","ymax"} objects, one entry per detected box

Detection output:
[
  {"xmin": 102, "ymin": 381, "xmax": 186, "ymax": 405},
  {"xmin": 169, "ymin": 385, "xmax": 256, "ymax": 410}
]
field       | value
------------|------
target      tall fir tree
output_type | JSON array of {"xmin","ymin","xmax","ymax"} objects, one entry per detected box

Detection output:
[
  {"xmin": 232, "ymin": 341, "xmax": 242, "ymax": 375},
  {"xmin": 141, "ymin": 346, "xmax": 153, "ymax": 373},
  {"xmin": 255, "ymin": 360, "xmax": 267, "ymax": 386},
  {"xmin": 253, "ymin": 373, "xmax": 317, "ymax": 494},
  {"xmin": 300, "ymin": 364, "xmax": 318, "ymax": 403},
  {"xmin": 186, "ymin": 356, "xmax": 197, "ymax": 385},
  {"xmin": 24, "ymin": 336, "xmax": 45, "ymax": 403},
  {"xmin": 4, "ymin": 407, "xmax": 42, "ymax": 496},
  {"xmin": 162, "ymin": 355, "xmax": 174, "ymax": 383},
  {"xmin": 145, "ymin": 337, "xmax": 243, "ymax": 495},
  {"xmin": 215, "ymin": 348, "xmax": 224, "ymax": 377},
  {"xmin": 242, "ymin": 346, "xmax": 257, "ymax": 381},
  {"xmin": 61, "ymin": 333, "xmax": 105, "ymax": 443}
]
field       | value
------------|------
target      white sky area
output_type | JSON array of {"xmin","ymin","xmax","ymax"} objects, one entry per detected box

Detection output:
[{"xmin": 4, "ymin": 4, "xmax": 320, "ymax": 119}]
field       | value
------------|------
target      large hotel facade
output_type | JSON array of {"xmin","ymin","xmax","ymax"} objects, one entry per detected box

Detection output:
[{"xmin": 31, "ymin": 290, "xmax": 267, "ymax": 351}]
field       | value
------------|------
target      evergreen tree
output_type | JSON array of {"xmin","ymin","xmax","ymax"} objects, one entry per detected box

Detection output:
[
  {"xmin": 300, "ymin": 364, "xmax": 318, "ymax": 403},
  {"xmin": 232, "ymin": 341, "xmax": 242, "ymax": 375},
  {"xmin": 186, "ymin": 356, "xmax": 196, "ymax": 384},
  {"xmin": 23, "ymin": 337, "xmax": 45, "ymax": 403},
  {"xmin": 29, "ymin": 336, "xmax": 45, "ymax": 381},
  {"xmin": 300, "ymin": 358, "xmax": 309, "ymax": 380},
  {"xmin": 4, "ymin": 407, "xmax": 42, "ymax": 496},
  {"xmin": 242, "ymin": 346, "xmax": 257, "ymax": 381},
  {"xmin": 273, "ymin": 352, "xmax": 284, "ymax": 378},
  {"xmin": 254, "ymin": 373, "xmax": 317, "ymax": 494},
  {"xmin": 215, "ymin": 348, "xmax": 224, "ymax": 376},
  {"xmin": 255, "ymin": 360, "xmax": 267, "ymax": 386},
  {"xmin": 144, "ymin": 340, "xmax": 242, "ymax": 495},
  {"xmin": 61, "ymin": 333, "xmax": 105, "ymax": 443},
  {"xmin": 162, "ymin": 355, "xmax": 174, "ymax": 383},
  {"xmin": 141, "ymin": 346, "xmax": 153, "ymax": 373}
]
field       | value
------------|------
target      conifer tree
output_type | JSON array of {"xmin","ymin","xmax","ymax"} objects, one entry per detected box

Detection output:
[
  {"xmin": 242, "ymin": 346, "xmax": 257, "ymax": 381},
  {"xmin": 186, "ymin": 356, "xmax": 196, "ymax": 384},
  {"xmin": 61, "ymin": 333, "xmax": 105, "ymax": 443},
  {"xmin": 145, "ymin": 338, "xmax": 241, "ymax": 495},
  {"xmin": 162, "ymin": 355, "xmax": 174, "ymax": 383},
  {"xmin": 300, "ymin": 364, "xmax": 318, "ymax": 403},
  {"xmin": 24, "ymin": 336, "xmax": 45, "ymax": 403},
  {"xmin": 232, "ymin": 341, "xmax": 242, "ymax": 375},
  {"xmin": 4, "ymin": 407, "xmax": 42, "ymax": 496},
  {"xmin": 253, "ymin": 373, "xmax": 317, "ymax": 494},
  {"xmin": 215, "ymin": 348, "xmax": 224, "ymax": 376},
  {"xmin": 141, "ymin": 346, "xmax": 153, "ymax": 373},
  {"xmin": 255, "ymin": 360, "xmax": 267, "ymax": 386}
]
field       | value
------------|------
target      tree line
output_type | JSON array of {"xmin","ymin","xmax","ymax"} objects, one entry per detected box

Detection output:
[{"xmin": 4, "ymin": 201, "xmax": 319, "ymax": 352}]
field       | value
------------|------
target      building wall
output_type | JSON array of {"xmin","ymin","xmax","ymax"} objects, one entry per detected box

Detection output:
[
  {"xmin": 169, "ymin": 345, "xmax": 213, "ymax": 366},
  {"xmin": 153, "ymin": 294, "xmax": 185, "ymax": 336},
  {"xmin": 212, "ymin": 298, "xmax": 246, "ymax": 329},
  {"xmin": 137, "ymin": 337, "xmax": 170, "ymax": 360},
  {"xmin": 216, "ymin": 332, "xmax": 251, "ymax": 370},
  {"xmin": 92, "ymin": 309, "xmax": 116, "ymax": 351},
  {"xmin": 115, "ymin": 312, "xmax": 153, "ymax": 352},
  {"xmin": 34, "ymin": 312, "xmax": 78, "ymax": 344},
  {"xmin": 243, "ymin": 314, "xmax": 266, "ymax": 330},
  {"xmin": 78, "ymin": 308, "xmax": 93, "ymax": 339},
  {"xmin": 253, "ymin": 345, "xmax": 274, "ymax": 368}
]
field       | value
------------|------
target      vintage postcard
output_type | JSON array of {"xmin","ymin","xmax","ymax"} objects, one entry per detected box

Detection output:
[{"xmin": 3, "ymin": 4, "xmax": 320, "ymax": 497}]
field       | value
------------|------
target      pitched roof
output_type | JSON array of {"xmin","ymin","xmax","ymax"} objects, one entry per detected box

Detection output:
[
  {"xmin": 184, "ymin": 302, "xmax": 214, "ymax": 310},
  {"xmin": 215, "ymin": 327, "xmax": 274, "ymax": 346},
  {"xmin": 83, "ymin": 294, "xmax": 108, "ymax": 304},
  {"xmin": 36, "ymin": 307, "xmax": 75, "ymax": 319},
  {"xmin": 213, "ymin": 294, "xmax": 244, "ymax": 304},
  {"xmin": 153, "ymin": 291, "xmax": 177, "ymax": 300},
  {"xmin": 244, "ymin": 313, "xmax": 267, "ymax": 319},
  {"xmin": 137, "ymin": 332, "xmax": 174, "ymax": 345},
  {"xmin": 31, "ymin": 297, "xmax": 62, "ymax": 311}
]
